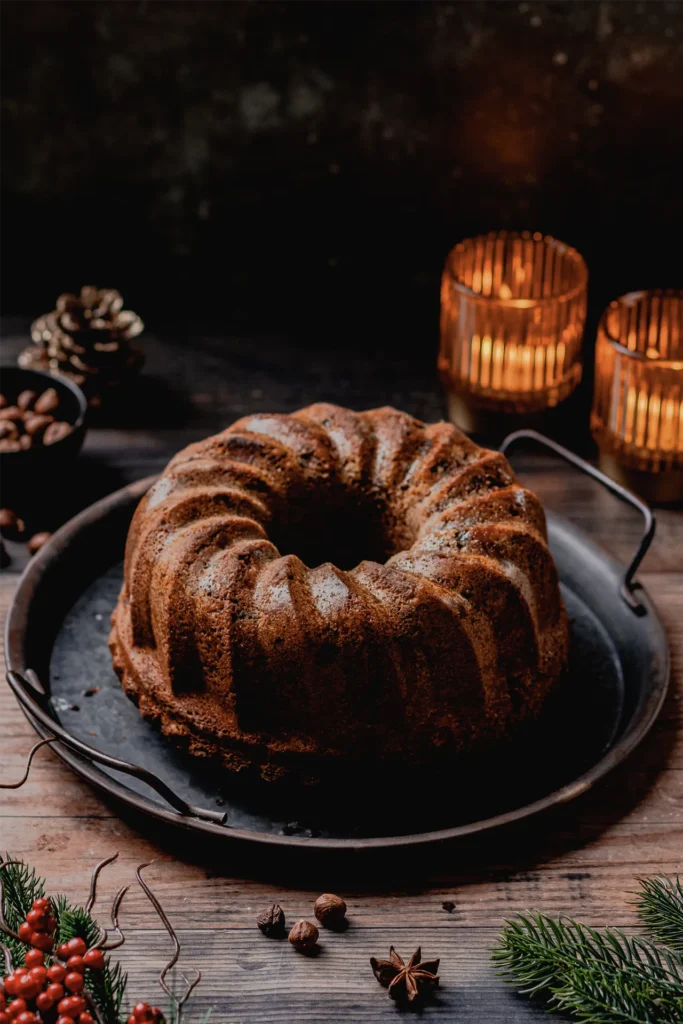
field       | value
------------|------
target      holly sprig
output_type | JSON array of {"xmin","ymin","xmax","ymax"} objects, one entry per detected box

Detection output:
[
  {"xmin": 0, "ymin": 854, "xmax": 200, "ymax": 1024},
  {"xmin": 493, "ymin": 874, "xmax": 683, "ymax": 1023}
]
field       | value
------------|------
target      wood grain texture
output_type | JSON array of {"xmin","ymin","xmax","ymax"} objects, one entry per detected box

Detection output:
[{"xmin": 1, "ymin": 324, "xmax": 682, "ymax": 1022}]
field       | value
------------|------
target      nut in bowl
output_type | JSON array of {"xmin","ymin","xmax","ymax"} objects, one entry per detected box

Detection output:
[{"xmin": 0, "ymin": 367, "xmax": 88, "ymax": 507}]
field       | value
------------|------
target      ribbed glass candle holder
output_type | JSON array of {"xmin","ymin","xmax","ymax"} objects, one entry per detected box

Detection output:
[
  {"xmin": 592, "ymin": 289, "xmax": 683, "ymax": 500},
  {"xmin": 439, "ymin": 231, "xmax": 588, "ymax": 427}
]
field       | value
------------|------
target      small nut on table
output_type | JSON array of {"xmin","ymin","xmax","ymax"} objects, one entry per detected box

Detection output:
[
  {"xmin": 0, "ymin": 406, "xmax": 22, "ymax": 423},
  {"xmin": 257, "ymin": 904, "xmax": 286, "ymax": 938},
  {"xmin": 288, "ymin": 920, "xmax": 319, "ymax": 952},
  {"xmin": 314, "ymin": 893, "xmax": 347, "ymax": 928},
  {"xmin": 27, "ymin": 532, "xmax": 52, "ymax": 555},
  {"xmin": 0, "ymin": 509, "xmax": 26, "ymax": 541}
]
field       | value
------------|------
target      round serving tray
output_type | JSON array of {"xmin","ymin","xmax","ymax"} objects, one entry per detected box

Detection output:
[{"xmin": 5, "ymin": 432, "xmax": 670, "ymax": 853}]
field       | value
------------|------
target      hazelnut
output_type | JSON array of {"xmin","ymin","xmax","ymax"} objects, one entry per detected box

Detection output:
[
  {"xmin": 34, "ymin": 388, "xmax": 60, "ymax": 415},
  {"xmin": 27, "ymin": 532, "xmax": 52, "ymax": 555},
  {"xmin": 0, "ymin": 406, "xmax": 22, "ymax": 422},
  {"xmin": 257, "ymin": 904, "xmax": 286, "ymax": 938},
  {"xmin": 19, "ymin": 434, "xmax": 33, "ymax": 450},
  {"xmin": 288, "ymin": 920, "xmax": 318, "ymax": 952},
  {"xmin": 0, "ymin": 440, "xmax": 21, "ymax": 452},
  {"xmin": 314, "ymin": 893, "xmax": 347, "ymax": 928},
  {"xmin": 0, "ymin": 509, "xmax": 26, "ymax": 541},
  {"xmin": 16, "ymin": 390, "xmax": 37, "ymax": 411}
]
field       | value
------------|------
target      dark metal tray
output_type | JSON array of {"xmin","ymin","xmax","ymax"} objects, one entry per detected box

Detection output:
[{"xmin": 5, "ymin": 432, "xmax": 670, "ymax": 853}]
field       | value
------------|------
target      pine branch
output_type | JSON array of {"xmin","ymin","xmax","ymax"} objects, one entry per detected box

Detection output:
[
  {"xmin": 56, "ymin": 900, "xmax": 127, "ymax": 1024},
  {"xmin": 634, "ymin": 876, "xmax": 683, "ymax": 953},
  {"xmin": 0, "ymin": 854, "xmax": 45, "ymax": 964},
  {"xmin": 493, "ymin": 911, "xmax": 683, "ymax": 1024}
]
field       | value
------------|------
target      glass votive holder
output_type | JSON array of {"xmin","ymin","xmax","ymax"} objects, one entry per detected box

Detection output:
[
  {"xmin": 439, "ymin": 231, "xmax": 588, "ymax": 432},
  {"xmin": 592, "ymin": 289, "xmax": 683, "ymax": 503}
]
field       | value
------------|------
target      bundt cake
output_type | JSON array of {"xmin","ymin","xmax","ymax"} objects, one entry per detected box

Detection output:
[{"xmin": 110, "ymin": 404, "xmax": 569, "ymax": 781}]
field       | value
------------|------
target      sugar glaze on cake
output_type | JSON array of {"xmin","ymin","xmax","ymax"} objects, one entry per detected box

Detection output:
[{"xmin": 110, "ymin": 404, "xmax": 569, "ymax": 781}]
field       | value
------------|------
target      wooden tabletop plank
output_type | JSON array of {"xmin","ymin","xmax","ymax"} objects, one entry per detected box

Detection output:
[{"xmin": 1, "ymin": 322, "xmax": 682, "ymax": 1021}]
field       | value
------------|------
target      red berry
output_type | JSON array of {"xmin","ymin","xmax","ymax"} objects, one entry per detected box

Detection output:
[
  {"xmin": 58, "ymin": 996, "xmax": 86, "ymax": 1018},
  {"xmin": 47, "ymin": 965, "xmax": 67, "ymax": 984},
  {"xmin": 0, "ymin": 994, "xmax": 4, "ymax": 1012},
  {"xmin": 35, "ymin": 992, "xmax": 54, "ymax": 1013},
  {"xmin": 127, "ymin": 1017, "xmax": 136, "ymax": 1024},
  {"xmin": 16, "ymin": 976, "xmax": 40, "ymax": 1001},
  {"xmin": 2, "ymin": 979, "xmax": 16, "ymax": 998},
  {"xmin": 46, "ymin": 984, "xmax": 64, "ymax": 1004},
  {"xmin": 21, "ymin": 952, "xmax": 43, "ymax": 970},
  {"xmin": 29, "ymin": 932, "xmax": 53, "ymax": 952},
  {"xmin": 7, "ymin": 1000, "xmax": 27, "ymax": 1018},
  {"xmin": 64, "ymin": 975, "xmax": 84, "ymax": 995},
  {"xmin": 66, "ymin": 940, "xmax": 87, "ymax": 959},
  {"xmin": 57, "ymin": 1018, "xmax": 76, "ymax": 1024},
  {"xmin": 17, "ymin": 924, "xmax": 32, "ymax": 943},
  {"xmin": 0, "ymin": 1013, "xmax": 9, "ymax": 1024},
  {"xmin": 16, "ymin": 1013, "xmax": 38, "ymax": 1024},
  {"xmin": 56, "ymin": 944, "xmax": 70, "ymax": 962},
  {"xmin": 78, "ymin": 1015, "xmax": 95, "ymax": 1024},
  {"xmin": 133, "ymin": 1003, "xmax": 151, "ymax": 1021},
  {"xmin": 66, "ymin": 958, "xmax": 84, "ymax": 976},
  {"xmin": 32, "ymin": 898, "xmax": 50, "ymax": 914},
  {"xmin": 47, "ymin": 917, "xmax": 58, "ymax": 934},
  {"xmin": 28, "ymin": 967, "xmax": 47, "ymax": 987},
  {"xmin": 82, "ymin": 950, "xmax": 105, "ymax": 971},
  {"xmin": 25, "ymin": 911, "xmax": 48, "ymax": 931}
]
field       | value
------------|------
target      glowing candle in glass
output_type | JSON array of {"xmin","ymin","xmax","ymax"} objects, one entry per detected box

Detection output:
[
  {"xmin": 592, "ymin": 289, "xmax": 683, "ymax": 502},
  {"xmin": 439, "ymin": 231, "xmax": 588, "ymax": 431}
]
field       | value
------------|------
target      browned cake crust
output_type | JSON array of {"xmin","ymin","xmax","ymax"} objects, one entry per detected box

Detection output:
[{"xmin": 109, "ymin": 404, "xmax": 569, "ymax": 782}]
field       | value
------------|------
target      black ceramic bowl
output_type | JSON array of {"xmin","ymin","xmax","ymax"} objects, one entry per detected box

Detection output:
[{"xmin": 0, "ymin": 367, "xmax": 88, "ymax": 506}]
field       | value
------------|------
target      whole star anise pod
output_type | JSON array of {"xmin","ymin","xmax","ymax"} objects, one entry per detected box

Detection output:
[{"xmin": 370, "ymin": 946, "xmax": 440, "ymax": 1003}]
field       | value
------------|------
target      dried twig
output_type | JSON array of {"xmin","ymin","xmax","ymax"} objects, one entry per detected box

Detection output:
[
  {"xmin": 136, "ymin": 863, "xmax": 201, "ymax": 1020},
  {"xmin": 81, "ymin": 852, "xmax": 128, "ymax": 952},
  {"xmin": 0, "ymin": 739, "xmax": 56, "ymax": 790},
  {"xmin": 86, "ymin": 853, "xmax": 120, "ymax": 914}
]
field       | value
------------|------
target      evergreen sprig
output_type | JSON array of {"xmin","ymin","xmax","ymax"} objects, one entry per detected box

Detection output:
[
  {"xmin": 493, "ymin": 875, "xmax": 683, "ymax": 1023},
  {"xmin": 634, "ymin": 876, "xmax": 683, "ymax": 953},
  {"xmin": 0, "ymin": 856, "xmax": 193, "ymax": 1024}
]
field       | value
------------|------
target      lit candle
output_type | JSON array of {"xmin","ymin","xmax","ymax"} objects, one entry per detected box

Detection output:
[
  {"xmin": 439, "ymin": 231, "xmax": 588, "ymax": 431},
  {"xmin": 592, "ymin": 289, "xmax": 683, "ymax": 502}
]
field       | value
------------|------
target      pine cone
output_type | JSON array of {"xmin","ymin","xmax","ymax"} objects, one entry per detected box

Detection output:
[{"xmin": 20, "ymin": 286, "xmax": 144, "ymax": 405}]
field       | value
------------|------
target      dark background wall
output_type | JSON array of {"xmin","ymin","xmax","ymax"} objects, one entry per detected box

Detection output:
[{"xmin": 2, "ymin": 0, "xmax": 682, "ymax": 349}]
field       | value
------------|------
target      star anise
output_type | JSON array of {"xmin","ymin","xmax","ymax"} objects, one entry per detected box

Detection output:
[{"xmin": 370, "ymin": 946, "xmax": 440, "ymax": 1002}]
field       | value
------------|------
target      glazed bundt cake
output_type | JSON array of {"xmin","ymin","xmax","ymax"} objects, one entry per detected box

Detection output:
[{"xmin": 110, "ymin": 404, "xmax": 569, "ymax": 781}]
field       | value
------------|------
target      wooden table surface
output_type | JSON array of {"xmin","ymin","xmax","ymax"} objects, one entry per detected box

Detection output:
[{"xmin": 1, "ymin": 321, "xmax": 682, "ymax": 1022}]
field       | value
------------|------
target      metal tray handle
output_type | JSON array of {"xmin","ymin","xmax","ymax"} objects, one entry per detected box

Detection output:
[
  {"xmin": 499, "ymin": 429, "xmax": 656, "ymax": 616},
  {"xmin": 6, "ymin": 669, "xmax": 228, "ymax": 826}
]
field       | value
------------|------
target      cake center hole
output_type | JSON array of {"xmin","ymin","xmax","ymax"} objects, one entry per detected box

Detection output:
[{"xmin": 269, "ymin": 497, "xmax": 398, "ymax": 570}]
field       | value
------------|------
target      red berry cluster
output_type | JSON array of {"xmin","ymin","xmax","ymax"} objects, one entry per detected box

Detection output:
[
  {"xmin": 1, "ymin": 912, "xmax": 106, "ymax": 1024},
  {"xmin": 16, "ymin": 898, "xmax": 57, "ymax": 954},
  {"xmin": 126, "ymin": 1003, "xmax": 165, "ymax": 1024}
]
